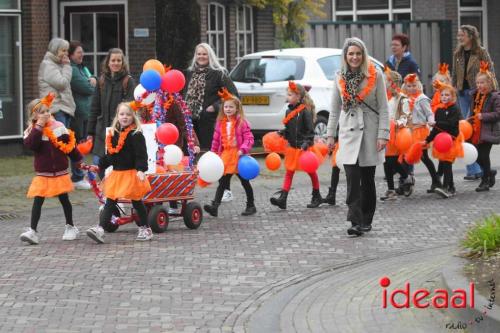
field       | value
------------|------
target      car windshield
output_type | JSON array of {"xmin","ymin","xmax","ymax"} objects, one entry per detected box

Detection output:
[
  {"xmin": 317, "ymin": 55, "xmax": 341, "ymax": 80},
  {"xmin": 230, "ymin": 57, "xmax": 305, "ymax": 83}
]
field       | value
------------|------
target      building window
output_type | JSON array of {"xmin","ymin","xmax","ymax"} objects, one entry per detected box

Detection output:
[
  {"xmin": 236, "ymin": 5, "xmax": 253, "ymax": 62},
  {"xmin": 0, "ymin": 0, "xmax": 19, "ymax": 10},
  {"xmin": 207, "ymin": 2, "xmax": 226, "ymax": 67},
  {"xmin": 459, "ymin": 0, "xmax": 487, "ymax": 47},
  {"xmin": 332, "ymin": 0, "xmax": 411, "ymax": 21}
]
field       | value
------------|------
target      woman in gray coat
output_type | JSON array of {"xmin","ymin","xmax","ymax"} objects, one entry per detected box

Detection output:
[{"xmin": 327, "ymin": 37, "xmax": 390, "ymax": 236}]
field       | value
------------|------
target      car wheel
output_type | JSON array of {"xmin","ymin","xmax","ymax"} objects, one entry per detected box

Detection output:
[{"xmin": 315, "ymin": 115, "xmax": 328, "ymax": 141}]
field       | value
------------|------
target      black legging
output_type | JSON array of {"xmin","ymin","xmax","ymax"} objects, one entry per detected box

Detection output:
[
  {"xmin": 213, "ymin": 174, "xmax": 254, "ymax": 204},
  {"xmin": 100, "ymin": 198, "xmax": 148, "ymax": 227},
  {"xmin": 418, "ymin": 149, "xmax": 439, "ymax": 183},
  {"xmin": 330, "ymin": 166, "xmax": 340, "ymax": 190},
  {"xmin": 31, "ymin": 194, "xmax": 73, "ymax": 231},
  {"xmin": 476, "ymin": 143, "xmax": 493, "ymax": 180},
  {"xmin": 384, "ymin": 156, "xmax": 409, "ymax": 190},
  {"xmin": 439, "ymin": 161, "xmax": 454, "ymax": 189}
]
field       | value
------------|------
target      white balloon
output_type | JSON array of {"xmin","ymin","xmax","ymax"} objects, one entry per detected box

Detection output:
[
  {"xmin": 134, "ymin": 84, "xmax": 146, "ymax": 101},
  {"xmin": 197, "ymin": 151, "xmax": 224, "ymax": 183},
  {"xmin": 142, "ymin": 92, "xmax": 157, "ymax": 105},
  {"xmin": 460, "ymin": 142, "xmax": 478, "ymax": 165},
  {"xmin": 163, "ymin": 145, "xmax": 183, "ymax": 166}
]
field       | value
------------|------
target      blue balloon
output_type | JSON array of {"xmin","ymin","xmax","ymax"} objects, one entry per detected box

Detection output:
[
  {"xmin": 237, "ymin": 155, "xmax": 260, "ymax": 180},
  {"xmin": 140, "ymin": 69, "xmax": 161, "ymax": 91}
]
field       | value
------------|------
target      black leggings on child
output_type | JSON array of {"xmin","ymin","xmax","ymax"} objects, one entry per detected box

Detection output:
[
  {"xmin": 439, "ymin": 161, "xmax": 454, "ymax": 189},
  {"xmin": 213, "ymin": 174, "xmax": 254, "ymax": 204},
  {"xmin": 31, "ymin": 194, "xmax": 73, "ymax": 231},
  {"xmin": 383, "ymin": 156, "xmax": 408, "ymax": 190},
  {"xmin": 476, "ymin": 143, "xmax": 493, "ymax": 180},
  {"xmin": 421, "ymin": 149, "xmax": 439, "ymax": 183},
  {"xmin": 100, "ymin": 198, "xmax": 148, "ymax": 227}
]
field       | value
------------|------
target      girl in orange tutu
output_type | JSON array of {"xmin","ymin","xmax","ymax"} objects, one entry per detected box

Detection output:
[
  {"xmin": 86, "ymin": 102, "xmax": 152, "ymax": 243},
  {"xmin": 402, "ymin": 74, "xmax": 441, "ymax": 192},
  {"xmin": 203, "ymin": 89, "xmax": 256, "ymax": 217},
  {"xmin": 21, "ymin": 94, "xmax": 83, "ymax": 245},
  {"xmin": 270, "ymin": 81, "xmax": 323, "ymax": 209},
  {"xmin": 425, "ymin": 84, "xmax": 463, "ymax": 198}
]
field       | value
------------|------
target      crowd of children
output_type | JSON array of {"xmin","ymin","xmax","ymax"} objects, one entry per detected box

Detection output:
[{"xmin": 20, "ymin": 60, "xmax": 500, "ymax": 244}]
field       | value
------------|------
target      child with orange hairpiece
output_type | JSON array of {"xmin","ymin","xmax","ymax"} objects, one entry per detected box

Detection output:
[
  {"xmin": 402, "ymin": 73, "xmax": 441, "ymax": 193},
  {"xmin": 431, "ymin": 63, "xmax": 452, "ymax": 113},
  {"xmin": 20, "ymin": 93, "xmax": 83, "ymax": 245}
]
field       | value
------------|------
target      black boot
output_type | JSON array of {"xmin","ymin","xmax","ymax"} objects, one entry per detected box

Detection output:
[
  {"xmin": 203, "ymin": 201, "xmax": 220, "ymax": 217},
  {"xmin": 489, "ymin": 170, "xmax": 497, "ymax": 188},
  {"xmin": 427, "ymin": 179, "xmax": 442, "ymax": 193},
  {"xmin": 475, "ymin": 178, "xmax": 490, "ymax": 192},
  {"xmin": 323, "ymin": 187, "xmax": 336, "ymax": 205},
  {"xmin": 241, "ymin": 202, "xmax": 257, "ymax": 216},
  {"xmin": 307, "ymin": 189, "xmax": 323, "ymax": 208},
  {"xmin": 270, "ymin": 190, "xmax": 288, "ymax": 210}
]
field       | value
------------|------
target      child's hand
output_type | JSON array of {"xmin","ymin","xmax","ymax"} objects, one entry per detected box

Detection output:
[
  {"xmin": 137, "ymin": 170, "xmax": 145, "ymax": 181},
  {"xmin": 88, "ymin": 165, "xmax": 99, "ymax": 172},
  {"xmin": 36, "ymin": 112, "xmax": 50, "ymax": 127},
  {"xmin": 237, "ymin": 150, "xmax": 243, "ymax": 156},
  {"xmin": 428, "ymin": 121, "xmax": 436, "ymax": 126},
  {"xmin": 194, "ymin": 146, "xmax": 200, "ymax": 154}
]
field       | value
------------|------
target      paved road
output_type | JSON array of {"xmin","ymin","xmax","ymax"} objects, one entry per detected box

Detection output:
[{"xmin": 0, "ymin": 150, "xmax": 499, "ymax": 332}]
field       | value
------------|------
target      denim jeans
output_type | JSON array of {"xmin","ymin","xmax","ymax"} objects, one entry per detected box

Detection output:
[
  {"xmin": 458, "ymin": 90, "xmax": 483, "ymax": 176},
  {"xmin": 54, "ymin": 111, "xmax": 85, "ymax": 182}
]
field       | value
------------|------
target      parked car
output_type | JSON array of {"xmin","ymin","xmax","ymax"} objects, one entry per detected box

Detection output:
[{"xmin": 230, "ymin": 48, "xmax": 384, "ymax": 139}]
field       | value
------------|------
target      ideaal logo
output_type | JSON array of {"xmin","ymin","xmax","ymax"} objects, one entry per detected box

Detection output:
[
  {"xmin": 379, "ymin": 276, "xmax": 496, "ymax": 330},
  {"xmin": 379, "ymin": 276, "xmax": 474, "ymax": 309}
]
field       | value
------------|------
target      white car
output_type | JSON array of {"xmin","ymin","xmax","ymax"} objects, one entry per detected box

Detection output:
[{"xmin": 230, "ymin": 48, "xmax": 383, "ymax": 138}]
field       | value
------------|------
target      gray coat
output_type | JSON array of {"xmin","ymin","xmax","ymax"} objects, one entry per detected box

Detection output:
[
  {"xmin": 327, "ymin": 69, "xmax": 389, "ymax": 167},
  {"xmin": 470, "ymin": 90, "xmax": 500, "ymax": 144},
  {"xmin": 38, "ymin": 52, "xmax": 76, "ymax": 116}
]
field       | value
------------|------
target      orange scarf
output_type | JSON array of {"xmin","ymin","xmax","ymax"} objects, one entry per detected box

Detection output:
[
  {"xmin": 471, "ymin": 93, "xmax": 487, "ymax": 145},
  {"xmin": 433, "ymin": 101, "xmax": 455, "ymax": 111},
  {"xmin": 43, "ymin": 127, "xmax": 76, "ymax": 154},
  {"xmin": 430, "ymin": 91, "xmax": 441, "ymax": 113},
  {"xmin": 282, "ymin": 104, "xmax": 306, "ymax": 125},
  {"xmin": 339, "ymin": 62, "xmax": 377, "ymax": 106},
  {"xmin": 106, "ymin": 125, "xmax": 135, "ymax": 154},
  {"xmin": 221, "ymin": 117, "xmax": 236, "ymax": 149},
  {"xmin": 407, "ymin": 92, "xmax": 422, "ymax": 112}
]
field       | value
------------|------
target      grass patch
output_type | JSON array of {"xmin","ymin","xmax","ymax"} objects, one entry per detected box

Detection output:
[
  {"xmin": 0, "ymin": 156, "xmax": 33, "ymax": 177},
  {"xmin": 461, "ymin": 214, "xmax": 500, "ymax": 257}
]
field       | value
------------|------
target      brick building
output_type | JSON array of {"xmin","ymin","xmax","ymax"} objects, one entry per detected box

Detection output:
[{"xmin": 0, "ymin": 0, "xmax": 276, "ymax": 152}]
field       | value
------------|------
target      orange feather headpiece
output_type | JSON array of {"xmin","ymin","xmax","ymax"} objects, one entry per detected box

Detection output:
[
  {"xmin": 404, "ymin": 73, "xmax": 419, "ymax": 84},
  {"xmin": 288, "ymin": 81, "xmax": 300, "ymax": 94},
  {"xmin": 383, "ymin": 65, "xmax": 392, "ymax": 75},
  {"xmin": 217, "ymin": 87, "xmax": 234, "ymax": 101},
  {"xmin": 129, "ymin": 100, "xmax": 142, "ymax": 112},
  {"xmin": 432, "ymin": 79, "xmax": 446, "ymax": 91},
  {"xmin": 438, "ymin": 63, "xmax": 449, "ymax": 75},
  {"xmin": 479, "ymin": 61, "xmax": 490, "ymax": 73},
  {"xmin": 164, "ymin": 65, "xmax": 172, "ymax": 73},
  {"xmin": 31, "ymin": 92, "xmax": 56, "ymax": 113}
]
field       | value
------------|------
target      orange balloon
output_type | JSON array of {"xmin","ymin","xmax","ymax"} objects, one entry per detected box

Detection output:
[
  {"xmin": 77, "ymin": 139, "xmax": 93, "ymax": 155},
  {"xmin": 143, "ymin": 59, "xmax": 165, "ymax": 76},
  {"xmin": 265, "ymin": 152, "xmax": 281, "ymax": 171},
  {"xmin": 395, "ymin": 127, "xmax": 412, "ymax": 152},
  {"xmin": 197, "ymin": 178, "xmax": 210, "ymax": 187},
  {"xmin": 156, "ymin": 165, "xmax": 166, "ymax": 174},
  {"xmin": 459, "ymin": 120, "xmax": 473, "ymax": 140}
]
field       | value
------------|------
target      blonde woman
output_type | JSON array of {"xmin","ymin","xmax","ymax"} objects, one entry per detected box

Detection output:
[{"xmin": 326, "ymin": 37, "xmax": 389, "ymax": 236}]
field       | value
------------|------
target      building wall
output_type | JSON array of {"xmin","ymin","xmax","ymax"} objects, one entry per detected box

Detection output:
[
  {"xmin": 487, "ymin": 0, "xmax": 500, "ymax": 78},
  {"xmin": 254, "ymin": 6, "xmax": 276, "ymax": 52},
  {"xmin": 128, "ymin": 0, "xmax": 157, "ymax": 79}
]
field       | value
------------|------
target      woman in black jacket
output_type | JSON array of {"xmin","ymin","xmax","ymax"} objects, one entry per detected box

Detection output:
[{"xmin": 88, "ymin": 48, "xmax": 135, "ymax": 174}]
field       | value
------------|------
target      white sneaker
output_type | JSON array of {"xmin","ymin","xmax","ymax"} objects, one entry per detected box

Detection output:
[
  {"xmin": 62, "ymin": 224, "xmax": 79, "ymax": 240},
  {"xmin": 221, "ymin": 190, "xmax": 233, "ymax": 203},
  {"xmin": 73, "ymin": 180, "xmax": 91, "ymax": 190},
  {"xmin": 136, "ymin": 226, "xmax": 153, "ymax": 241},
  {"xmin": 20, "ymin": 228, "xmax": 39, "ymax": 245},
  {"xmin": 86, "ymin": 226, "xmax": 105, "ymax": 244}
]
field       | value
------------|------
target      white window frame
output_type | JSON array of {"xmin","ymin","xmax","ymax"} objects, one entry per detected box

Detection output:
[
  {"xmin": 332, "ymin": 0, "xmax": 411, "ymax": 21},
  {"xmin": 458, "ymin": 0, "xmax": 487, "ymax": 49},
  {"xmin": 207, "ymin": 2, "xmax": 227, "ymax": 67},
  {"xmin": 0, "ymin": 10, "xmax": 23, "ymax": 139},
  {"xmin": 235, "ymin": 5, "xmax": 254, "ymax": 63}
]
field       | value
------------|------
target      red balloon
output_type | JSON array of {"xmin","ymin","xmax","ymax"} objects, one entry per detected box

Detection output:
[
  {"xmin": 162, "ymin": 69, "xmax": 185, "ymax": 93},
  {"xmin": 156, "ymin": 123, "xmax": 179, "ymax": 145},
  {"xmin": 434, "ymin": 132, "xmax": 453, "ymax": 153},
  {"xmin": 299, "ymin": 151, "xmax": 319, "ymax": 173}
]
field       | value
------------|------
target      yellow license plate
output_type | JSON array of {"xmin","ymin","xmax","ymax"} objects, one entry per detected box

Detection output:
[{"xmin": 242, "ymin": 95, "xmax": 269, "ymax": 105}]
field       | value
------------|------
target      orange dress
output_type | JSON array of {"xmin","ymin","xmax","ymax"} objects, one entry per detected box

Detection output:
[
  {"xmin": 219, "ymin": 118, "xmax": 239, "ymax": 175},
  {"xmin": 103, "ymin": 170, "xmax": 151, "ymax": 201},
  {"xmin": 27, "ymin": 174, "xmax": 73, "ymax": 198}
]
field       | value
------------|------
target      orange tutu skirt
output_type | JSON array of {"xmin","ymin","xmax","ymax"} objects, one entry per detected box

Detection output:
[
  {"xmin": 411, "ymin": 126, "xmax": 430, "ymax": 144},
  {"xmin": 103, "ymin": 169, "xmax": 151, "ymax": 200},
  {"xmin": 432, "ymin": 133, "xmax": 465, "ymax": 162},
  {"xmin": 285, "ymin": 146, "xmax": 323, "ymax": 171},
  {"xmin": 27, "ymin": 174, "xmax": 73, "ymax": 198},
  {"xmin": 386, "ymin": 121, "xmax": 399, "ymax": 157},
  {"xmin": 221, "ymin": 147, "xmax": 239, "ymax": 175}
]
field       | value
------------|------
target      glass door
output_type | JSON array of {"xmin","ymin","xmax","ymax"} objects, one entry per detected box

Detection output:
[
  {"xmin": 63, "ymin": 4, "xmax": 125, "ymax": 77},
  {"xmin": 0, "ymin": 14, "xmax": 22, "ymax": 139}
]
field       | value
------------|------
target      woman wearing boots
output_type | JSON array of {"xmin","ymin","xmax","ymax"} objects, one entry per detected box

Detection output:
[
  {"xmin": 469, "ymin": 63, "xmax": 500, "ymax": 192},
  {"xmin": 326, "ymin": 37, "xmax": 389, "ymax": 236}
]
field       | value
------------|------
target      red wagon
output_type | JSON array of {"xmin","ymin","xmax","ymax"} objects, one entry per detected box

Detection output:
[{"xmin": 88, "ymin": 170, "xmax": 203, "ymax": 233}]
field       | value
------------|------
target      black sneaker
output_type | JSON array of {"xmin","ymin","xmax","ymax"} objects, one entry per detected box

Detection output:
[
  {"xmin": 489, "ymin": 170, "xmax": 497, "ymax": 188},
  {"xmin": 347, "ymin": 225, "xmax": 364, "ymax": 236},
  {"xmin": 434, "ymin": 187, "xmax": 450, "ymax": 199},
  {"xmin": 464, "ymin": 174, "xmax": 482, "ymax": 181},
  {"xmin": 359, "ymin": 225, "xmax": 372, "ymax": 232}
]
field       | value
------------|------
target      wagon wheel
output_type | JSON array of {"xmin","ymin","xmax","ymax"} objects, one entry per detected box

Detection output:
[
  {"xmin": 148, "ymin": 205, "xmax": 169, "ymax": 233},
  {"xmin": 183, "ymin": 202, "xmax": 203, "ymax": 229},
  {"xmin": 99, "ymin": 206, "xmax": 121, "ymax": 233}
]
